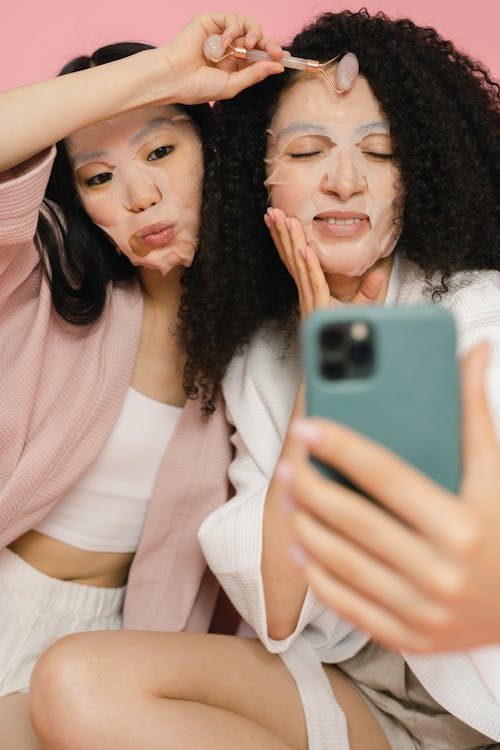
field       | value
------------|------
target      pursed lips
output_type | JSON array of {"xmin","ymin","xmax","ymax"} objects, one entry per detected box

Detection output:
[{"xmin": 131, "ymin": 222, "xmax": 177, "ymax": 252}]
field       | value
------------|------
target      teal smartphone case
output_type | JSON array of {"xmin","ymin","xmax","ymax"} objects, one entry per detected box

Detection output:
[{"xmin": 303, "ymin": 305, "xmax": 461, "ymax": 493}]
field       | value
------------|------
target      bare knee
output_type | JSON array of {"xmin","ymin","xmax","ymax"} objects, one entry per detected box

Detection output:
[{"xmin": 29, "ymin": 632, "xmax": 114, "ymax": 749}]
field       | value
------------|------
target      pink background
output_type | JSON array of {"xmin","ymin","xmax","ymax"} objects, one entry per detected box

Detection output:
[{"xmin": 2, "ymin": 0, "xmax": 498, "ymax": 92}]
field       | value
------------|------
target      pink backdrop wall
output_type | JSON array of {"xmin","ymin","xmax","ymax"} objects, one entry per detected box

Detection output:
[{"xmin": 1, "ymin": 0, "xmax": 498, "ymax": 92}]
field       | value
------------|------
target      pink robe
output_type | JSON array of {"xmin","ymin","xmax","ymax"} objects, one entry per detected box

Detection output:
[{"xmin": 0, "ymin": 147, "xmax": 234, "ymax": 633}]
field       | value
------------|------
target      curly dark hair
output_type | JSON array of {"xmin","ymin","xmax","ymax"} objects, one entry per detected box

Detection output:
[
  {"xmin": 186, "ymin": 8, "xmax": 499, "ymax": 408},
  {"xmin": 35, "ymin": 41, "xmax": 224, "ymax": 413}
]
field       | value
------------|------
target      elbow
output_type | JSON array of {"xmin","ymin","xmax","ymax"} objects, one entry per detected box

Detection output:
[{"xmin": 267, "ymin": 615, "xmax": 298, "ymax": 642}]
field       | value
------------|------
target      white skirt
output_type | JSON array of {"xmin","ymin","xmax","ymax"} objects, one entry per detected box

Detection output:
[{"xmin": 0, "ymin": 547, "xmax": 125, "ymax": 696}]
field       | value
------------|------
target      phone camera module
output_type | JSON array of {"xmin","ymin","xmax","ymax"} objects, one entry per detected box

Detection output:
[{"xmin": 319, "ymin": 320, "xmax": 374, "ymax": 380}]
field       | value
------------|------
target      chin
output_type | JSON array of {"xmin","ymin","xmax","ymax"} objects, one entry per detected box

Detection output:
[
  {"xmin": 155, "ymin": 255, "xmax": 195, "ymax": 277},
  {"xmin": 315, "ymin": 251, "xmax": 373, "ymax": 278},
  {"xmin": 317, "ymin": 239, "xmax": 396, "ymax": 277}
]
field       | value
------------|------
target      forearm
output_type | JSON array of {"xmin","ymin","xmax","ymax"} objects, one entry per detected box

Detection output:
[
  {"xmin": 1, "ymin": 11, "xmax": 285, "ymax": 174},
  {"xmin": 261, "ymin": 389, "xmax": 309, "ymax": 640},
  {"xmin": 0, "ymin": 48, "xmax": 172, "ymax": 171}
]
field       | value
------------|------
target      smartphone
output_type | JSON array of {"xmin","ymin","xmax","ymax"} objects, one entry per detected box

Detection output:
[{"xmin": 303, "ymin": 305, "xmax": 461, "ymax": 493}]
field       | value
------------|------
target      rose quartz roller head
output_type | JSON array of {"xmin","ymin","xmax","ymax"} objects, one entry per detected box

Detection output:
[
  {"xmin": 203, "ymin": 34, "xmax": 359, "ymax": 93},
  {"xmin": 333, "ymin": 52, "xmax": 359, "ymax": 92}
]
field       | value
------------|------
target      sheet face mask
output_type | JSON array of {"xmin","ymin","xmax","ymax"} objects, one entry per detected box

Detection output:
[
  {"xmin": 265, "ymin": 75, "xmax": 401, "ymax": 278},
  {"xmin": 67, "ymin": 105, "xmax": 203, "ymax": 275}
]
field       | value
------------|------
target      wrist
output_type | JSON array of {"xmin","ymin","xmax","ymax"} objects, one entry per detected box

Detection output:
[{"xmin": 122, "ymin": 47, "xmax": 180, "ymax": 110}]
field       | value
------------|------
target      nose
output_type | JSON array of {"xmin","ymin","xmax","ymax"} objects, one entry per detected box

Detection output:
[
  {"xmin": 320, "ymin": 149, "xmax": 367, "ymax": 201},
  {"xmin": 121, "ymin": 166, "xmax": 162, "ymax": 213}
]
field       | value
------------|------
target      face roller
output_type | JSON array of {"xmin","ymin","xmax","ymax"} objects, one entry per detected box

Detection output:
[{"xmin": 203, "ymin": 34, "xmax": 359, "ymax": 94}]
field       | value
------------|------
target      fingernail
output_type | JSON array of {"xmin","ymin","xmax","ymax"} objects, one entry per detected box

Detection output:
[
  {"xmin": 264, "ymin": 214, "xmax": 271, "ymax": 228},
  {"xmin": 266, "ymin": 206, "xmax": 275, "ymax": 222},
  {"xmin": 299, "ymin": 246, "xmax": 307, "ymax": 259},
  {"xmin": 282, "ymin": 493, "xmax": 296, "ymax": 513},
  {"xmin": 285, "ymin": 217, "xmax": 291, "ymax": 231},
  {"xmin": 221, "ymin": 33, "xmax": 232, "ymax": 47},
  {"xmin": 290, "ymin": 418, "xmax": 321, "ymax": 445},
  {"xmin": 275, "ymin": 458, "xmax": 294, "ymax": 483},
  {"xmin": 290, "ymin": 544, "xmax": 308, "ymax": 567},
  {"xmin": 269, "ymin": 63, "xmax": 284, "ymax": 74},
  {"xmin": 245, "ymin": 32, "xmax": 257, "ymax": 47}
]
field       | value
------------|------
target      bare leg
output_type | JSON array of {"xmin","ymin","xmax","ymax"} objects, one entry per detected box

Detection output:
[
  {"xmin": 0, "ymin": 693, "xmax": 43, "ymax": 750},
  {"xmin": 324, "ymin": 666, "xmax": 391, "ymax": 750},
  {"xmin": 30, "ymin": 631, "xmax": 390, "ymax": 750}
]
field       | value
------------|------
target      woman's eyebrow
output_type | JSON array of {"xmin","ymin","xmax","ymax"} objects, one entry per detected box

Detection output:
[
  {"xmin": 274, "ymin": 120, "xmax": 390, "ymax": 144},
  {"xmin": 275, "ymin": 122, "xmax": 329, "ymax": 142},
  {"xmin": 130, "ymin": 117, "xmax": 178, "ymax": 145},
  {"xmin": 355, "ymin": 121, "xmax": 390, "ymax": 137},
  {"xmin": 72, "ymin": 149, "xmax": 107, "ymax": 170}
]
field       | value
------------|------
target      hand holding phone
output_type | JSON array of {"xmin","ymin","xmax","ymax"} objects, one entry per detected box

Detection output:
[{"xmin": 280, "ymin": 343, "xmax": 500, "ymax": 654}]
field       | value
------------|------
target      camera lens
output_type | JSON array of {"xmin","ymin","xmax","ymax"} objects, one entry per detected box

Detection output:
[
  {"xmin": 349, "ymin": 342, "xmax": 373, "ymax": 366},
  {"xmin": 320, "ymin": 325, "xmax": 344, "ymax": 351},
  {"xmin": 321, "ymin": 361, "xmax": 346, "ymax": 380}
]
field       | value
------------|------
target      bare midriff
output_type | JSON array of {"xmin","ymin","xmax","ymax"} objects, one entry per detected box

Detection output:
[{"xmin": 8, "ymin": 530, "xmax": 134, "ymax": 588}]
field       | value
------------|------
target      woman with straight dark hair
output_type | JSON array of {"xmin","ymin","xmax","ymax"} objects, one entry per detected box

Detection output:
[{"xmin": 0, "ymin": 12, "xmax": 283, "ymax": 747}]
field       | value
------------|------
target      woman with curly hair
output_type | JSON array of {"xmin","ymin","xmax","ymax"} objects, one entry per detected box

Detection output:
[
  {"xmin": 30, "ymin": 9, "xmax": 500, "ymax": 750},
  {"xmin": 0, "ymin": 12, "xmax": 284, "ymax": 748}
]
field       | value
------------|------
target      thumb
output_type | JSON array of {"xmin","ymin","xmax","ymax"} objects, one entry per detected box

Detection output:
[{"xmin": 352, "ymin": 268, "xmax": 384, "ymax": 305}]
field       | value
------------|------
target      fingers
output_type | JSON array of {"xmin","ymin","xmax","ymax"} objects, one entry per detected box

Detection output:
[
  {"xmin": 293, "ymin": 508, "xmax": 450, "ymax": 630},
  {"xmin": 207, "ymin": 13, "xmax": 284, "ymax": 60},
  {"xmin": 264, "ymin": 208, "xmax": 298, "ymax": 274},
  {"xmin": 288, "ymin": 218, "xmax": 330, "ymax": 314},
  {"xmin": 280, "ymin": 442, "xmax": 478, "ymax": 652},
  {"xmin": 239, "ymin": 17, "xmax": 264, "ymax": 50},
  {"xmin": 201, "ymin": 12, "xmax": 256, "ymax": 48},
  {"xmin": 264, "ymin": 209, "xmax": 330, "ymax": 316},
  {"xmin": 264, "ymin": 209, "xmax": 299, "ymax": 293},
  {"xmin": 281, "ymin": 450, "xmax": 462, "ymax": 600},
  {"xmin": 265, "ymin": 209, "xmax": 311, "ymax": 314},
  {"xmin": 302, "ymin": 244, "xmax": 331, "ymax": 310},
  {"xmin": 301, "ymin": 558, "xmax": 434, "ymax": 652},
  {"xmin": 239, "ymin": 20, "xmax": 283, "ymax": 60},
  {"xmin": 287, "ymin": 417, "xmax": 477, "ymax": 555},
  {"xmin": 255, "ymin": 36, "xmax": 285, "ymax": 61},
  {"xmin": 299, "ymin": 544, "xmax": 490, "ymax": 653}
]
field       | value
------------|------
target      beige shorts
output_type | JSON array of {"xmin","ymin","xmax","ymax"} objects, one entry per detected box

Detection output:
[
  {"xmin": 280, "ymin": 637, "xmax": 498, "ymax": 750},
  {"xmin": 338, "ymin": 641, "xmax": 499, "ymax": 750},
  {"xmin": 0, "ymin": 547, "xmax": 125, "ymax": 696}
]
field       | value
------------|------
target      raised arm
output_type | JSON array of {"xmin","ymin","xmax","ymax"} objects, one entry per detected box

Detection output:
[
  {"xmin": 0, "ymin": 12, "xmax": 283, "ymax": 172},
  {"xmin": 261, "ymin": 209, "xmax": 385, "ymax": 638}
]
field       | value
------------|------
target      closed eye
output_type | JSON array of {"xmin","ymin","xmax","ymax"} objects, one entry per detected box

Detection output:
[
  {"xmin": 86, "ymin": 172, "xmax": 113, "ymax": 187},
  {"xmin": 148, "ymin": 145, "xmax": 174, "ymax": 161},
  {"xmin": 364, "ymin": 152, "xmax": 393, "ymax": 160},
  {"xmin": 289, "ymin": 151, "xmax": 323, "ymax": 159},
  {"xmin": 283, "ymin": 135, "xmax": 333, "ymax": 161}
]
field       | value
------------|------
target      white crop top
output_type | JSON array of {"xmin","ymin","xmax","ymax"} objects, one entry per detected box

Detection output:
[{"xmin": 35, "ymin": 388, "xmax": 182, "ymax": 552}]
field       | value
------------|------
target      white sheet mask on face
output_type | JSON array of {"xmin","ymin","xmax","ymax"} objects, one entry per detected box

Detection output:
[
  {"xmin": 265, "ymin": 74, "xmax": 401, "ymax": 278},
  {"xmin": 67, "ymin": 106, "xmax": 204, "ymax": 276}
]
